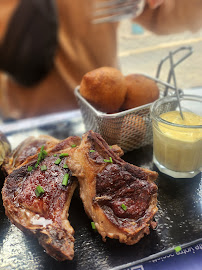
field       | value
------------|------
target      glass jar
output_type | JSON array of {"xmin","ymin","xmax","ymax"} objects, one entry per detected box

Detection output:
[{"xmin": 150, "ymin": 95, "xmax": 202, "ymax": 178}]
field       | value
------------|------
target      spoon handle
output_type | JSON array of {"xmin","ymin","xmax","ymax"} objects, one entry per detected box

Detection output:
[{"xmin": 169, "ymin": 52, "xmax": 184, "ymax": 120}]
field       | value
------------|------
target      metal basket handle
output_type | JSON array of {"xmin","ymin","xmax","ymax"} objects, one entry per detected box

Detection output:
[{"xmin": 155, "ymin": 46, "xmax": 193, "ymax": 96}]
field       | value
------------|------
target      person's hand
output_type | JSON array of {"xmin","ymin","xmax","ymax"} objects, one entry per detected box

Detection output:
[{"xmin": 146, "ymin": 0, "xmax": 164, "ymax": 9}]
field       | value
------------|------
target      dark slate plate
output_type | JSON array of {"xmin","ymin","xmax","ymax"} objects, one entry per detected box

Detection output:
[{"xmin": 0, "ymin": 110, "xmax": 201, "ymax": 270}]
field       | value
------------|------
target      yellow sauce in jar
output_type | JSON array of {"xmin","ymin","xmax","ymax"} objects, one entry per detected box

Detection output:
[{"xmin": 153, "ymin": 111, "xmax": 202, "ymax": 172}]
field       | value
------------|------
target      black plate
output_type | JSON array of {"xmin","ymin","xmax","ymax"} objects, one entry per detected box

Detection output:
[{"xmin": 0, "ymin": 110, "xmax": 201, "ymax": 270}]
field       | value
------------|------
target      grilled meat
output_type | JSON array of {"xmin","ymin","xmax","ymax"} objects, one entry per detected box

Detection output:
[
  {"xmin": 3, "ymin": 135, "xmax": 123, "ymax": 176},
  {"xmin": 3, "ymin": 135, "xmax": 60, "ymax": 175},
  {"xmin": 68, "ymin": 131, "xmax": 158, "ymax": 245},
  {"xmin": 2, "ymin": 130, "xmax": 158, "ymax": 261},
  {"xmin": 2, "ymin": 136, "xmax": 81, "ymax": 261}
]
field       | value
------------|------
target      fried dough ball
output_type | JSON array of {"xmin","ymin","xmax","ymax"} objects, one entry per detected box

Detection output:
[
  {"xmin": 121, "ymin": 74, "xmax": 159, "ymax": 110},
  {"xmin": 79, "ymin": 67, "xmax": 127, "ymax": 113}
]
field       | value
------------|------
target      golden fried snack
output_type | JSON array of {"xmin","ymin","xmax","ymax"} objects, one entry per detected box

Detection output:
[
  {"xmin": 121, "ymin": 74, "xmax": 159, "ymax": 110},
  {"xmin": 79, "ymin": 67, "xmax": 127, "ymax": 113}
]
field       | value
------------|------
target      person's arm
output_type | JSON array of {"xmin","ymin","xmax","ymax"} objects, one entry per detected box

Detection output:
[{"xmin": 135, "ymin": 0, "xmax": 202, "ymax": 34}]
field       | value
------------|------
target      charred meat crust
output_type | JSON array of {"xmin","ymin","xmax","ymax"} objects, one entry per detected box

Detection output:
[
  {"xmin": 96, "ymin": 163, "xmax": 157, "ymax": 221},
  {"xmin": 3, "ymin": 157, "xmax": 74, "ymax": 220}
]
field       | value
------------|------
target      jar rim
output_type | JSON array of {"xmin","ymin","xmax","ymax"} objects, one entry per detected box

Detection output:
[{"xmin": 150, "ymin": 94, "xmax": 202, "ymax": 129}]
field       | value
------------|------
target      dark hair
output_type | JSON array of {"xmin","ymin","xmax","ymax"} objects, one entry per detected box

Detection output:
[{"xmin": 0, "ymin": 0, "xmax": 58, "ymax": 86}]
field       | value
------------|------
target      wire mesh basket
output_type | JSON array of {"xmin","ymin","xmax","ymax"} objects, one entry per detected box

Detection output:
[
  {"xmin": 74, "ymin": 47, "xmax": 192, "ymax": 152},
  {"xmin": 75, "ymin": 75, "xmax": 176, "ymax": 152}
]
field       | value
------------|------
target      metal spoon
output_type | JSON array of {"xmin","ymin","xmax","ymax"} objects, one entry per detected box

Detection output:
[{"xmin": 169, "ymin": 52, "xmax": 184, "ymax": 120}]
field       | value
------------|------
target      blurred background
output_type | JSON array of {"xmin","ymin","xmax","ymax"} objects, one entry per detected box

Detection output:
[{"xmin": 117, "ymin": 19, "xmax": 202, "ymax": 89}]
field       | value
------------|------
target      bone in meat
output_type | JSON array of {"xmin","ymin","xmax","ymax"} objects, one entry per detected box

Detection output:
[
  {"xmin": 67, "ymin": 130, "xmax": 158, "ymax": 245},
  {"xmin": 2, "ymin": 136, "xmax": 81, "ymax": 261}
]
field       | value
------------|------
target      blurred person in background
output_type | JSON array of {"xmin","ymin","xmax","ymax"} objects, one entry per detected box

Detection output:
[{"xmin": 0, "ymin": 0, "xmax": 202, "ymax": 120}]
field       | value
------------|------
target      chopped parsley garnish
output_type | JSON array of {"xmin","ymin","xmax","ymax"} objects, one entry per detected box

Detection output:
[
  {"xmin": 27, "ymin": 166, "xmax": 33, "ymax": 172},
  {"xmin": 38, "ymin": 146, "xmax": 47, "ymax": 160},
  {"xmin": 41, "ymin": 165, "xmax": 47, "ymax": 171},
  {"xmin": 91, "ymin": 221, "xmax": 96, "ymax": 230},
  {"xmin": 71, "ymin": 144, "xmax": 76, "ymax": 148},
  {"xmin": 121, "ymin": 204, "xmax": 127, "ymax": 211},
  {"xmin": 90, "ymin": 150, "xmax": 95, "ymax": 153},
  {"xmin": 63, "ymin": 164, "xmax": 68, "ymax": 169},
  {"xmin": 35, "ymin": 146, "xmax": 47, "ymax": 168},
  {"xmin": 35, "ymin": 185, "xmax": 45, "ymax": 197},
  {"xmin": 59, "ymin": 153, "xmax": 69, "ymax": 158},
  {"xmin": 54, "ymin": 158, "xmax": 61, "ymax": 165},
  {"xmin": 174, "ymin": 246, "xmax": 182, "ymax": 253},
  {"xmin": 53, "ymin": 154, "xmax": 57, "ymax": 157},
  {"xmin": 62, "ymin": 173, "xmax": 69, "ymax": 186},
  {"xmin": 103, "ymin": 157, "xmax": 113, "ymax": 163}
]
